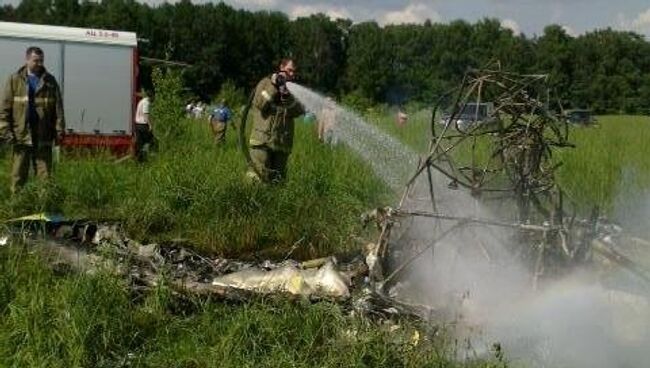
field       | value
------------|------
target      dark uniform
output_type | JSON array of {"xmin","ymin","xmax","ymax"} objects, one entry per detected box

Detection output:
[
  {"xmin": 247, "ymin": 75, "xmax": 304, "ymax": 183},
  {"xmin": 0, "ymin": 66, "xmax": 65, "ymax": 193}
]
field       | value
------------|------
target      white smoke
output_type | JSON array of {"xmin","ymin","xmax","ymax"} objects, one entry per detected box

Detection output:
[{"xmin": 289, "ymin": 83, "xmax": 650, "ymax": 367}]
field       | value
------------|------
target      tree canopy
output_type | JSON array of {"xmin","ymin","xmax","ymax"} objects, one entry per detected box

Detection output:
[{"xmin": 2, "ymin": 0, "xmax": 650, "ymax": 113}]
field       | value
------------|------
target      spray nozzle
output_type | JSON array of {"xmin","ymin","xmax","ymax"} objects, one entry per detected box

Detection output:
[{"xmin": 272, "ymin": 72, "xmax": 287, "ymax": 87}]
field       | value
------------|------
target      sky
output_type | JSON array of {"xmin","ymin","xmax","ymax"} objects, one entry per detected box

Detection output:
[{"xmin": 2, "ymin": 0, "xmax": 650, "ymax": 37}]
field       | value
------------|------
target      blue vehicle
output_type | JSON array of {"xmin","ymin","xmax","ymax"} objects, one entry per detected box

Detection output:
[{"xmin": 564, "ymin": 109, "xmax": 596, "ymax": 126}]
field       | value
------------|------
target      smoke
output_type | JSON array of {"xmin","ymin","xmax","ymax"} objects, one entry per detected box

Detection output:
[
  {"xmin": 289, "ymin": 83, "xmax": 650, "ymax": 367},
  {"xmin": 614, "ymin": 168, "xmax": 650, "ymax": 241},
  {"xmin": 485, "ymin": 276, "xmax": 650, "ymax": 367}
]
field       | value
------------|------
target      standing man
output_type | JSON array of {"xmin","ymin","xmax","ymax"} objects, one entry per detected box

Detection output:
[
  {"xmin": 0, "ymin": 46, "xmax": 65, "ymax": 193},
  {"xmin": 209, "ymin": 100, "xmax": 232, "ymax": 145},
  {"xmin": 134, "ymin": 90, "xmax": 154, "ymax": 162},
  {"xmin": 247, "ymin": 58, "xmax": 305, "ymax": 183}
]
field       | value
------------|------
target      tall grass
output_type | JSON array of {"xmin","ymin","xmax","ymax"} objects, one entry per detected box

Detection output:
[
  {"xmin": 3, "ymin": 70, "xmax": 649, "ymax": 366},
  {"xmin": 555, "ymin": 115, "xmax": 650, "ymax": 214},
  {"xmin": 0, "ymin": 244, "xmax": 507, "ymax": 367},
  {"xmin": 369, "ymin": 109, "xmax": 650, "ymax": 218},
  {"xmin": 0, "ymin": 70, "xmax": 388, "ymax": 259}
]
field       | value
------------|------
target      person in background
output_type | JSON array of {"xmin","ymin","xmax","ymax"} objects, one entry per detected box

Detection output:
[
  {"xmin": 247, "ymin": 58, "xmax": 305, "ymax": 183},
  {"xmin": 193, "ymin": 101, "xmax": 205, "ymax": 119},
  {"xmin": 0, "ymin": 46, "xmax": 65, "ymax": 193},
  {"xmin": 185, "ymin": 100, "xmax": 195, "ymax": 118},
  {"xmin": 209, "ymin": 100, "xmax": 232, "ymax": 145},
  {"xmin": 318, "ymin": 96, "xmax": 338, "ymax": 145},
  {"xmin": 396, "ymin": 108, "xmax": 408, "ymax": 127},
  {"xmin": 134, "ymin": 90, "xmax": 154, "ymax": 162}
]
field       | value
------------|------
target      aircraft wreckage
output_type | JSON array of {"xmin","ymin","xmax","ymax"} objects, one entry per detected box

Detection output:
[{"xmin": 2, "ymin": 67, "xmax": 649, "ymax": 323}]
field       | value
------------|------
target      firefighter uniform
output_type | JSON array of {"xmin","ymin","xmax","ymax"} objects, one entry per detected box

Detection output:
[
  {"xmin": 247, "ymin": 76, "xmax": 304, "ymax": 183},
  {"xmin": 0, "ymin": 66, "xmax": 65, "ymax": 193}
]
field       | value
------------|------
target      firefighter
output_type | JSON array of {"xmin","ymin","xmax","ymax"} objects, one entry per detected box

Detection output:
[
  {"xmin": 246, "ymin": 58, "xmax": 305, "ymax": 183},
  {"xmin": 0, "ymin": 46, "xmax": 65, "ymax": 193}
]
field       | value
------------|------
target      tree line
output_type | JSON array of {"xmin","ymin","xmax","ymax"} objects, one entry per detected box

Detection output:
[{"xmin": 2, "ymin": 0, "xmax": 650, "ymax": 113}]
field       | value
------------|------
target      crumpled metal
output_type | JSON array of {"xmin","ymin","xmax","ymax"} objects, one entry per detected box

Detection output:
[{"xmin": 212, "ymin": 259, "xmax": 350, "ymax": 298}]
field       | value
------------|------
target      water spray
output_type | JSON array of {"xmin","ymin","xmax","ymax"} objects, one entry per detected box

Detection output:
[{"xmin": 288, "ymin": 69, "xmax": 650, "ymax": 367}]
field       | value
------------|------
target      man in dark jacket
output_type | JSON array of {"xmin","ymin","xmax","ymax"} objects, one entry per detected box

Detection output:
[
  {"xmin": 0, "ymin": 46, "xmax": 65, "ymax": 193},
  {"xmin": 247, "ymin": 58, "xmax": 305, "ymax": 183}
]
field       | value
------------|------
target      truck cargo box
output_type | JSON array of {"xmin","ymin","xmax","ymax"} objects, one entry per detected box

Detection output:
[{"xmin": 0, "ymin": 21, "xmax": 138, "ymax": 153}]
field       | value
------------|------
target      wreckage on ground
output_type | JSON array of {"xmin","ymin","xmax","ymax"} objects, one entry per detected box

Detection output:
[
  {"xmin": 362, "ymin": 65, "xmax": 650, "ymax": 320},
  {"xmin": 2, "ymin": 66, "xmax": 650, "ymax": 325},
  {"xmin": 1, "ymin": 214, "xmax": 365, "ymax": 299}
]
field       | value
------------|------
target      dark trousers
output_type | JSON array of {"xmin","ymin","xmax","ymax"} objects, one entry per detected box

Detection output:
[
  {"xmin": 11, "ymin": 144, "xmax": 53, "ymax": 193},
  {"xmin": 135, "ymin": 124, "xmax": 154, "ymax": 162},
  {"xmin": 248, "ymin": 145, "xmax": 290, "ymax": 183},
  {"xmin": 210, "ymin": 119, "xmax": 227, "ymax": 144}
]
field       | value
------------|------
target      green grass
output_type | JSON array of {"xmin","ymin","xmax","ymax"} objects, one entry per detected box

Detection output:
[
  {"xmin": 0, "ymin": 244, "xmax": 506, "ymax": 367},
  {"xmin": 555, "ymin": 115, "xmax": 650, "ymax": 214},
  {"xmin": 368, "ymin": 109, "xmax": 650, "ymax": 218},
  {"xmin": 0, "ymin": 94, "xmax": 482, "ymax": 365},
  {"xmin": 0, "ymin": 118, "xmax": 388, "ymax": 259},
  {"xmin": 1, "ymin": 67, "xmax": 389, "ymax": 260},
  {"xmin": 3, "ymin": 77, "xmax": 650, "ymax": 366},
  {"xmin": 0, "ymin": 97, "xmax": 512, "ymax": 366}
]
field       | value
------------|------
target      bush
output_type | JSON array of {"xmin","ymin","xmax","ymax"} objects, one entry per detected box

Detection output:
[
  {"xmin": 214, "ymin": 79, "xmax": 248, "ymax": 112},
  {"xmin": 341, "ymin": 89, "xmax": 374, "ymax": 114},
  {"xmin": 151, "ymin": 67, "xmax": 186, "ymax": 148}
]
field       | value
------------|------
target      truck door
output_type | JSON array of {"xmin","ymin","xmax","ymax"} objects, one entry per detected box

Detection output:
[{"xmin": 63, "ymin": 43, "xmax": 133, "ymax": 136}]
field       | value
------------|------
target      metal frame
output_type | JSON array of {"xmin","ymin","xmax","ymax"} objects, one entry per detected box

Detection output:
[{"xmin": 369, "ymin": 66, "xmax": 649, "ymax": 293}]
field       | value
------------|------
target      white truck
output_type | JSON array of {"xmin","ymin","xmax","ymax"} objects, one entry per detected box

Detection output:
[{"xmin": 0, "ymin": 21, "xmax": 138, "ymax": 153}]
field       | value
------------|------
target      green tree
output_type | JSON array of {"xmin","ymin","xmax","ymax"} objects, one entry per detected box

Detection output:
[
  {"xmin": 344, "ymin": 21, "xmax": 391, "ymax": 101},
  {"xmin": 534, "ymin": 25, "xmax": 575, "ymax": 105},
  {"xmin": 3, "ymin": 1, "xmax": 650, "ymax": 112},
  {"xmin": 289, "ymin": 14, "xmax": 347, "ymax": 93}
]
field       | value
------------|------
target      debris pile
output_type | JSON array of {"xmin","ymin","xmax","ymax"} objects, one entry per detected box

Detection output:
[
  {"xmin": 212, "ymin": 259, "xmax": 350, "ymax": 298},
  {"xmin": 1, "ymin": 214, "xmax": 370, "ymax": 302},
  {"xmin": 362, "ymin": 66, "xmax": 650, "ymax": 321},
  {"xmin": 2, "ymin": 67, "xmax": 649, "ymax": 332}
]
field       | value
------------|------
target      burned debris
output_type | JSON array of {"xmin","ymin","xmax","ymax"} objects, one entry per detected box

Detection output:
[
  {"xmin": 366, "ymin": 66, "xmax": 650, "ymax": 311},
  {"xmin": 1, "ymin": 67, "xmax": 649, "ymax": 330},
  {"xmin": 0, "ymin": 214, "xmax": 371, "ymax": 303}
]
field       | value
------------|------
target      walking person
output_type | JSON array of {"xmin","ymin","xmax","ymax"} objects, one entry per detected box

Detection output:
[{"xmin": 318, "ymin": 96, "xmax": 338, "ymax": 145}]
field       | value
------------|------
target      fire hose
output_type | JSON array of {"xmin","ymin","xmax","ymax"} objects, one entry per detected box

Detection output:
[{"xmin": 238, "ymin": 89, "xmax": 261, "ymax": 178}]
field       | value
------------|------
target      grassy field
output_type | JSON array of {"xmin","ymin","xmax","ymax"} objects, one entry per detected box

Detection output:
[
  {"xmin": 0, "ymin": 68, "xmax": 388, "ymax": 259},
  {"xmin": 1, "ymin": 243, "xmax": 508, "ymax": 368},
  {"xmin": 2, "ymin": 73, "xmax": 650, "ymax": 366},
  {"xmin": 0, "ymin": 114, "xmax": 505, "ymax": 366},
  {"xmin": 555, "ymin": 116, "xmax": 650, "ymax": 215},
  {"xmin": 0, "ymin": 118, "xmax": 389, "ymax": 260},
  {"xmin": 369, "ymin": 108, "xmax": 650, "ymax": 218},
  {"xmin": 0, "ymin": 74, "xmax": 495, "ymax": 367}
]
